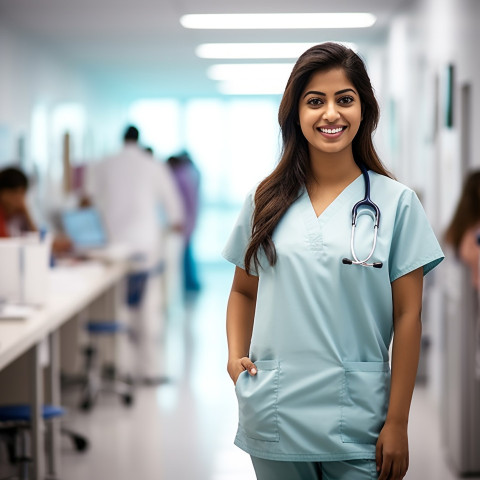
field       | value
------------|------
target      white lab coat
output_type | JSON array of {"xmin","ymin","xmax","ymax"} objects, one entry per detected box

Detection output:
[
  {"xmin": 87, "ymin": 144, "xmax": 184, "ymax": 269},
  {"xmin": 87, "ymin": 143, "xmax": 185, "ymax": 378}
]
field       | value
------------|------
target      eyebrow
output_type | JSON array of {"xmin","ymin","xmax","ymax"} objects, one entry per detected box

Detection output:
[{"xmin": 302, "ymin": 88, "xmax": 357, "ymax": 98}]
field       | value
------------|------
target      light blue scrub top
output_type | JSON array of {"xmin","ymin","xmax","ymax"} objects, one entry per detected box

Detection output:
[{"xmin": 223, "ymin": 171, "xmax": 444, "ymax": 462}]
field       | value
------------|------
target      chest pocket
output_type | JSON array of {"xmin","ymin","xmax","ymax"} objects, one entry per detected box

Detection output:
[
  {"xmin": 340, "ymin": 361, "xmax": 391, "ymax": 444},
  {"xmin": 235, "ymin": 360, "xmax": 280, "ymax": 442}
]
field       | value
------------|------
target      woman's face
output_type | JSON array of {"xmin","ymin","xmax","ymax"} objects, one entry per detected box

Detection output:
[
  {"xmin": 298, "ymin": 68, "xmax": 362, "ymax": 158},
  {"xmin": 0, "ymin": 188, "xmax": 26, "ymax": 214}
]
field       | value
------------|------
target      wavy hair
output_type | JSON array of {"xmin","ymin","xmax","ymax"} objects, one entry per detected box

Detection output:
[{"xmin": 244, "ymin": 42, "xmax": 393, "ymax": 275}]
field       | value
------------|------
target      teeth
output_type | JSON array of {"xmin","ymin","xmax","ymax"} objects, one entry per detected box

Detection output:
[{"xmin": 320, "ymin": 127, "xmax": 344, "ymax": 134}]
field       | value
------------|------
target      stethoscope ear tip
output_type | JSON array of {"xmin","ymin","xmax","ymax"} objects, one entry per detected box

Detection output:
[
  {"xmin": 373, "ymin": 262, "xmax": 383, "ymax": 268},
  {"xmin": 342, "ymin": 258, "xmax": 353, "ymax": 265}
]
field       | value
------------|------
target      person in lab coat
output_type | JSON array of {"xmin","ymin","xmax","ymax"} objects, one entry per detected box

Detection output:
[
  {"xmin": 223, "ymin": 43, "xmax": 444, "ymax": 480},
  {"xmin": 86, "ymin": 125, "xmax": 184, "ymax": 384}
]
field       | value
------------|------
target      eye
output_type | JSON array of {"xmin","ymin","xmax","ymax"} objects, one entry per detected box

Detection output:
[
  {"xmin": 306, "ymin": 97, "xmax": 323, "ymax": 107},
  {"xmin": 338, "ymin": 96, "xmax": 354, "ymax": 105}
]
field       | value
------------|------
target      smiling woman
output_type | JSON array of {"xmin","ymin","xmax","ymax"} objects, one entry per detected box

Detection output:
[
  {"xmin": 223, "ymin": 42, "xmax": 444, "ymax": 480},
  {"xmin": 299, "ymin": 69, "xmax": 362, "ymax": 161}
]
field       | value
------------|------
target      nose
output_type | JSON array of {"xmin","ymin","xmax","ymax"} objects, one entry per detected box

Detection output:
[{"xmin": 322, "ymin": 101, "xmax": 340, "ymax": 123}]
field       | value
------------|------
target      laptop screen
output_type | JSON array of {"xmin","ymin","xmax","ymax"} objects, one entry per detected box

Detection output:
[{"xmin": 62, "ymin": 208, "xmax": 107, "ymax": 249}]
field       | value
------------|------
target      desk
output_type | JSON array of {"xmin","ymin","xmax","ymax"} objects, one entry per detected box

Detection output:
[{"xmin": 0, "ymin": 260, "xmax": 129, "ymax": 479}]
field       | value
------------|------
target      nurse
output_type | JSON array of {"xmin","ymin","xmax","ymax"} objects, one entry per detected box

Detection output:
[{"xmin": 223, "ymin": 43, "xmax": 444, "ymax": 480}]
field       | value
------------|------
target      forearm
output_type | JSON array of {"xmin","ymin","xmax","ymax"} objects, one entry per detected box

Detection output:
[
  {"xmin": 386, "ymin": 314, "xmax": 422, "ymax": 426},
  {"xmin": 226, "ymin": 291, "xmax": 256, "ymax": 361}
]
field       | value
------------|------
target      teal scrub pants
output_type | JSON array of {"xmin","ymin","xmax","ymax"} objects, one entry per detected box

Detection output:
[{"xmin": 251, "ymin": 456, "xmax": 379, "ymax": 480}]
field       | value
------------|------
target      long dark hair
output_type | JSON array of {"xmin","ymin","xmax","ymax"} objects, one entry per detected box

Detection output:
[
  {"xmin": 244, "ymin": 42, "xmax": 392, "ymax": 275},
  {"xmin": 445, "ymin": 171, "xmax": 480, "ymax": 252}
]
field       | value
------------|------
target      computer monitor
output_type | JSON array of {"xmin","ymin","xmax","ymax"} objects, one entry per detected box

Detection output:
[{"xmin": 61, "ymin": 208, "xmax": 107, "ymax": 250}]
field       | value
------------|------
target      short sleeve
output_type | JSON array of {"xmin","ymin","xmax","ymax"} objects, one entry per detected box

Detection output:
[
  {"xmin": 389, "ymin": 189, "xmax": 444, "ymax": 282},
  {"xmin": 222, "ymin": 189, "xmax": 257, "ymax": 275}
]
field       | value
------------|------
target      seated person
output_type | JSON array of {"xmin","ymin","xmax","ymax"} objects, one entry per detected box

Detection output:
[
  {"xmin": 0, "ymin": 166, "xmax": 36, "ymax": 237},
  {"xmin": 0, "ymin": 166, "xmax": 72, "ymax": 253}
]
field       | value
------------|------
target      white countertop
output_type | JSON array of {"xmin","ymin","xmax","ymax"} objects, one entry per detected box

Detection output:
[{"xmin": 0, "ymin": 260, "xmax": 128, "ymax": 371}]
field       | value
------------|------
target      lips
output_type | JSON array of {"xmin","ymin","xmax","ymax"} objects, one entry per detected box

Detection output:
[
  {"xmin": 316, "ymin": 125, "xmax": 348, "ymax": 140},
  {"xmin": 317, "ymin": 125, "xmax": 347, "ymax": 134}
]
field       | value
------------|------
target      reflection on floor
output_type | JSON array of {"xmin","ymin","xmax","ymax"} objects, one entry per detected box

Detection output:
[{"xmin": 61, "ymin": 264, "xmax": 479, "ymax": 480}]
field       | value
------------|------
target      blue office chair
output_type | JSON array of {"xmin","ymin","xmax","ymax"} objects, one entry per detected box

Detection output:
[
  {"xmin": 0, "ymin": 404, "xmax": 88, "ymax": 480},
  {"xmin": 79, "ymin": 322, "xmax": 134, "ymax": 411},
  {"xmin": 78, "ymin": 271, "xmax": 147, "ymax": 411}
]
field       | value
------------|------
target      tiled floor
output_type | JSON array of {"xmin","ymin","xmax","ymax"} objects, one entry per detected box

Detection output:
[{"xmin": 60, "ymin": 264, "xmax": 479, "ymax": 480}]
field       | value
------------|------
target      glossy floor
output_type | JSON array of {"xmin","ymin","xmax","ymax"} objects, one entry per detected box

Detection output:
[{"xmin": 60, "ymin": 264, "xmax": 479, "ymax": 480}]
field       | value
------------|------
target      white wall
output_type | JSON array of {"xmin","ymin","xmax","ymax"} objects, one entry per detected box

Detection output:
[
  {"xmin": 384, "ymin": 0, "xmax": 480, "ymax": 229},
  {"xmin": 0, "ymin": 24, "xmax": 91, "ymax": 162},
  {"xmin": 0, "ymin": 23, "xmax": 135, "ymax": 225},
  {"xmin": 383, "ymin": 0, "xmax": 480, "ymax": 407}
]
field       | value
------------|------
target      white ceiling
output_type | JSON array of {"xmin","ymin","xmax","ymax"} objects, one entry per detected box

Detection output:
[{"xmin": 0, "ymin": 0, "xmax": 412, "ymax": 97}]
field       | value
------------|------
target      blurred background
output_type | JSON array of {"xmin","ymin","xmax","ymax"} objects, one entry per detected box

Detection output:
[{"xmin": 0, "ymin": 0, "xmax": 479, "ymax": 479}]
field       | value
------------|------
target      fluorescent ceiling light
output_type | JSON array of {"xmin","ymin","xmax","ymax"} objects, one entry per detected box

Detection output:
[
  {"xmin": 196, "ymin": 42, "xmax": 358, "ymax": 59},
  {"xmin": 181, "ymin": 13, "xmax": 376, "ymax": 30},
  {"xmin": 207, "ymin": 63, "xmax": 295, "ymax": 81}
]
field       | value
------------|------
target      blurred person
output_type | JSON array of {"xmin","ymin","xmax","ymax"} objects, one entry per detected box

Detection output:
[
  {"xmin": 445, "ymin": 170, "xmax": 480, "ymax": 289},
  {"xmin": 144, "ymin": 146, "xmax": 154, "ymax": 156},
  {"xmin": 167, "ymin": 152, "xmax": 201, "ymax": 293},
  {"xmin": 223, "ymin": 43, "xmax": 444, "ymax": 480},
  {"xmin": 0, "ymin": 166, "xmax": 37, "ymax": 237},
  {"xmin": 0, "ymin": 166, "xmax": 72, "ymax": 253},
  {"xmin": 85, "ymin": 125, "xmax": 184, "ymax": 384},
  {"xmin": 144, "ymin": 144, "xmax": 188, "ymax": 306}
]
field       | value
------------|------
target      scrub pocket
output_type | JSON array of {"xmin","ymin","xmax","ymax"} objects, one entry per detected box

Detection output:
[
  {"xmin": 235, "ymin": 360, "xmax": 280, "ymax": 442},
  {"xmin": 340, "ymin": 361, "xmax": 390, "ymax": 444}
]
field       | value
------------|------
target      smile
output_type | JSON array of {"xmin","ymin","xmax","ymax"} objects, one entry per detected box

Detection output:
[{"xmin": 318, "ymin": 126, "xmax": 347, "ymax": 134}]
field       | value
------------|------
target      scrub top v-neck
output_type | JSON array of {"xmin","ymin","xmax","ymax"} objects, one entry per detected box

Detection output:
[{"xmin": 223, "ymin": 171, "xmax": 444, "ymax": 462}]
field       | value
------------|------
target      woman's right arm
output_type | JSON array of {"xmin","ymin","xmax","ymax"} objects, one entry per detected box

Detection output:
[{"xmin": 226, "ymin": 266, "xmax": 259, "ymax": 385}]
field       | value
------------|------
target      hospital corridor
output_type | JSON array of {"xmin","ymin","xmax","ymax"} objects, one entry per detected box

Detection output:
[{"xmin": 1, "ymin": 0, "xmax": 480, "ymax": 479}]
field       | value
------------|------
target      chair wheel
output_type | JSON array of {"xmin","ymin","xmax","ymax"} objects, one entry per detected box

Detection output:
[
  {"xmin": 73, "ymin": 434, "xmax": 89, "ymax": 452},
  {"xmin": 80, "ymin": 397, "xmax": 93, "ymax": 411},
  {"xmin": 122, "ymin": 393, "xmax": 134, "ymax": 406}
]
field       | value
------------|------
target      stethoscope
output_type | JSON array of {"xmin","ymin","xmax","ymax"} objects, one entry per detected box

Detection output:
[{"xmin": 342, "ymin": 163, "xmax": 383, "ymax": 268}]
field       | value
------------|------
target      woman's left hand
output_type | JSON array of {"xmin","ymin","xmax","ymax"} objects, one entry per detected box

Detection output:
[{"xmin": 376, "ymin": 421, "xmax": 409, "ymax": 480}]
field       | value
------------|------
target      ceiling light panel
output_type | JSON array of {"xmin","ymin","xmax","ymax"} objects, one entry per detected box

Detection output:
[{"xmin": 180, "ymin": 13, "xmax": 376, "ymax": 30}]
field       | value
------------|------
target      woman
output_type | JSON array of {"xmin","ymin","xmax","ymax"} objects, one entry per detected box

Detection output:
[
  {"xmin": 445, "ymin": 171, "xmax": 480, "ymax": 288},
  {"xmin": 223, "ymin": 43, "xmax": 444, "ymax": 480}
]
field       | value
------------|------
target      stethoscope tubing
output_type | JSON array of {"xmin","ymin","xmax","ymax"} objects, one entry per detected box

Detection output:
[{"xmin": 342, "ymin": 163, "xmax": 383, "ymax": 268}]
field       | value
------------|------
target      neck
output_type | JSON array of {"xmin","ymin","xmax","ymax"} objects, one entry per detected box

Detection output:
[{"xmin": 307, "ymin": 148, "xmax": 360, "ymax": 188}]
